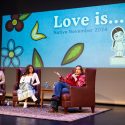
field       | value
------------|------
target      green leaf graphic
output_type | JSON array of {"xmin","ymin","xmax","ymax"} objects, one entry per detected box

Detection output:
[
  {"xmin": 32, "ymin": 48, "xmax": 44, "ymax": 67},
  {"xmin": 31, "ymin": 21, "xmax": 46, "ymax": 41},
  {"xmin": 61, "ymin": 43, "xmax": 84, "ymax": 65},
  {"xmin": 19, "ymin": 13, "xmax": 31, "ymax": 21}
]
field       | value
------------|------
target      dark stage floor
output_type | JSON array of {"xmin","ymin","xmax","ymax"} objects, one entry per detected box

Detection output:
[{"xmin": 0, "ymin": 105, "xmax": 125, "ymax": 125}]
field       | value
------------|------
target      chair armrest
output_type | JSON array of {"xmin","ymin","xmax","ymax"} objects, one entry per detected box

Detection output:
[
  {"xmin": 69, "ymin": 86, "xmax": 95, "ymax": 104},
  {"xmin": 13, "ymin": 83, "xmax": 19, "ymax": 90},
  {"xmin": 35, "ymin": 84, "xmax": 41, "ymax": 95},
  {"xmin": 0, "ymin": 84, "xmax": 6, "ymax": 90},
  {"xmin": 70, "ymin": 86, "xmax": 88, "ymax": 99}
]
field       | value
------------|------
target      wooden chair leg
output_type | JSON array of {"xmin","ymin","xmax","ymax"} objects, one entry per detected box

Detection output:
[
  {"xmin": 36, "ymin": 96, "xmax": 40, "ymax": 107},
  {"xmin": 91, "ymin": 106, "xmax": 95, "ymax": 113},
  {"xmin": 1, "ymin": 101, "xmax": 5, "ymax": 105},
  {"xmin": 64, "ymin": 107, "xmax": 68, "ymax": 113},
  {"xmin": 35, "ymin": 102, "xmax": 37, "ymax": 107},
  {"xmin": 79, "ymin": 107, "xmax": 82, "ymax": 111},
  {"xmin": 13, "ymin": 101, "xmax": 16, "ymax": 107}
]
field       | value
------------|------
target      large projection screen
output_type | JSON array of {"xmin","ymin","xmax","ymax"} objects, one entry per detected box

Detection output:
[{"xmin": 1, "ymin": 3, "xmax": 125, "ymax": 67}]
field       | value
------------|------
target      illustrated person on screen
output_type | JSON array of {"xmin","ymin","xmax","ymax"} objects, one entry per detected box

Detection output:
[
  {"xmin": 17, "ymin": 65, "xmax": 40, "ymax": 108},
  {"xmin": 49, "ymin": 65, "xmax": 86, "ymax": 112},
  {"xmin": 112, "ymin": 27, "xmax": 125, "ymax": 57}
]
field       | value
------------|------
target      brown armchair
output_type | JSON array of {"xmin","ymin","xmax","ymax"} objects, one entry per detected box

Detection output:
[
  {"xmin": 61, "ymin": 68, "xmax": 96, "ymax": 113},
  {"xmin": 12, "ymin": 68, "xmax": 41, "ymax": 107},
  {"xmin": 0, "ymin": 69, "xmax": 6, "ymax": 105}
]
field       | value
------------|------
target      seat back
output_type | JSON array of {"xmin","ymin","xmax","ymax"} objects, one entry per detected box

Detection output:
[{"xmin": 84, "ymin": 68, "xmax": 96, "ymax": 104}]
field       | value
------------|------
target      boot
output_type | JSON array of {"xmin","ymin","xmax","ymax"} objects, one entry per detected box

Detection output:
[{"xmin": 50, "ymin": 96, "xmax": 60, "ymax": 112}]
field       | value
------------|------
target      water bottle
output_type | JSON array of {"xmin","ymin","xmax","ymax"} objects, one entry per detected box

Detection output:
[{"xmin": 45, "ymin": 82, "xmax": 49, "ymax": 88}]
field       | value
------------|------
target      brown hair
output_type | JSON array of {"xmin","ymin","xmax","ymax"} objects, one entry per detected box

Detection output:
[
  {"xmin": 24, "ymin": 65, "xmax": 35, "ymax": 75},
  {"xmin": 72, "ymin": 65, "xmax": 84, "ymax": 75}
]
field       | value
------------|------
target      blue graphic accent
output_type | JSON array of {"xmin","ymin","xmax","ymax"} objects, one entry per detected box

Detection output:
[{"xmin": 1, "ymin": 39, "xmax": 23, "ymax": 67}]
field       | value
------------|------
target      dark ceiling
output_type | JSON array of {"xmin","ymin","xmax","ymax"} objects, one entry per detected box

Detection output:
[{"xmin": 0, "ymin": 0, "xmax": 125, "ymax": 15}]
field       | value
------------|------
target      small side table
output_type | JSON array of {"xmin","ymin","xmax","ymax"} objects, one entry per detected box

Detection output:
[{"xmin": 40, "ymin": 88, "xmax": 53, "ymax": 107}]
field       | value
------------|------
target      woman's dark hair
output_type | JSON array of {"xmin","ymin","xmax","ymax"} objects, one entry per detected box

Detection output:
[
  {"xmin": 24, "ymin": 65, "xmax": 35, "ymax": 75},
  {"xmin": 75, "ymin": 65, "xmax": 84, "ymax": 75},
  {"xmin": 112, "ymin": 27, "xmax": 124, "ymax": 47}
]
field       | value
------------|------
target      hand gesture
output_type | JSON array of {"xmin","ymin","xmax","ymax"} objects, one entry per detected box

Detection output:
[
  {"xmin": 54, "ymin": 71, "xmax": 61, "ymax": 77},
  {"xmin": 72, "ymin": 74, "xmax": 77, "ymax": 82}
]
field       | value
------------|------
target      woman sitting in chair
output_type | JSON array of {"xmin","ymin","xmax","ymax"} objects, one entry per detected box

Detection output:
[
  {"xmin": 17, "ymin": 65, "xmax": 40, "ymax": 108},
  {"xmin": 0, "ymin": 70, "xmax": 5, "ymax": 85},
  {"xmin": 50, "ymin": 65, "xmax": 86, "ymax": 112}
]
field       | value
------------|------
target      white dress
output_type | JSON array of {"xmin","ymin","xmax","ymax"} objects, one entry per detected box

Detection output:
[{"xmin": 17, "ymin": 73, "xmax": 40, "ymax": 101}]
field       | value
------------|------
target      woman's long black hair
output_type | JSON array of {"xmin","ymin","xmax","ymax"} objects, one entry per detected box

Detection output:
[{"xmin": 23, "ymin": 65, "xmax": 35, "ymax": 75}]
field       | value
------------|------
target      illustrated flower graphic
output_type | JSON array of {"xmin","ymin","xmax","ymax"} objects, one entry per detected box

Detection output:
[
  {"xmin": 5, "ymin": 14, "xmax": 24, "ymax": 32},
  {"xmin": 2, "ymin": 39, "xmax": 24, "ymax": 67}
]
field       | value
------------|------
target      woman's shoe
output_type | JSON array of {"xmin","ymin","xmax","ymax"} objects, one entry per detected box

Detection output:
[
  {"xmin": 31, "ymin": 95, "xmax": 37, "ymax": 102},
  {"xmin": 23, "ymin": 102, "xmax": 27, "ymax": 108},
  {"xmin": 50, "ymin": 96, "xmax": 59, "ymax": 112},
  {"xmin": 51, "ymin": 96, "xmax": 60, "ymax": 101}
]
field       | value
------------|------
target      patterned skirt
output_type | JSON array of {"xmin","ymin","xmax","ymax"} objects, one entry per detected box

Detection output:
[{"xmin": 17, "ymin": 82, "xmax": 35, "ymax": 101}]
